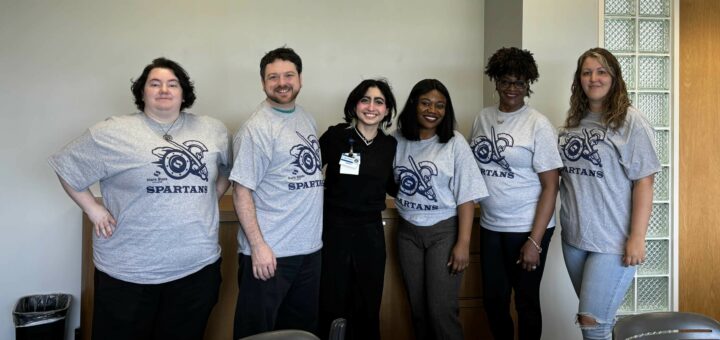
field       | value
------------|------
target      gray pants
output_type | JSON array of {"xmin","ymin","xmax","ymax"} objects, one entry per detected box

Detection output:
[{"xmin": 397, "ymin": 217, "xmax": 464, "ymax": 340}]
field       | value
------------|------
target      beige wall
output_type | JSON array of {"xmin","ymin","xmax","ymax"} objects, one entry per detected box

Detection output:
[
  {"xmin": 522, "ymin": 0, "xmax": 599, "ymax": 339},
  {"xmin": 483, "ymin": 0, "xmax": 523, "ymax": 108}
]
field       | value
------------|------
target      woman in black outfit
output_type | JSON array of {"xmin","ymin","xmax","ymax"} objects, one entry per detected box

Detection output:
[{"xmin": 318, "ymin": 79, "xmax": 398, "ymax": 340}]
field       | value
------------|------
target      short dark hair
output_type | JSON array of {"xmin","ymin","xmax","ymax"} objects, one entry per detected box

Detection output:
[
  {"xmin": 484, "ymin": 47, "xmax": 539, "ymax": 96},
  {"xmin": 131, "ymin": 57, "xmax": 196, "ymax": 111},
  {"xmin": 397, "ymin": 79, "xmax": 456, "ymax": 143},
  {"xmin": 260, "ymin": 47, "xmax": 302, "ymax": 79},
  {"xmin": 343, "ymin": 79, "xmax": 397, "ymax": 130}
]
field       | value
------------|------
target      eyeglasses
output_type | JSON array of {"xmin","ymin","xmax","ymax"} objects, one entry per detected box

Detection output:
[{"xmin": 496, "ymin": 79, "xmax": 528, "ymax": 90}]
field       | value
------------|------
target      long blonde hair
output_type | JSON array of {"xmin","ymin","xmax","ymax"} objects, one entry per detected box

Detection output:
[{"xmin": 565, "ymin": 48, "xmax": 631, "ymax": 130}]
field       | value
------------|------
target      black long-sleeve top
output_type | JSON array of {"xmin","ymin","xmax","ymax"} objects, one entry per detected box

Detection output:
[{"xmin": 320, "ymin": 123, "xmax": 397, "ymax": 224}]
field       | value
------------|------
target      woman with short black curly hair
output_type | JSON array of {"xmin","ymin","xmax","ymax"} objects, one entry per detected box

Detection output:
[{"xmin": 469, "ymin": 47, "xmax": 563, "ymax": 340}]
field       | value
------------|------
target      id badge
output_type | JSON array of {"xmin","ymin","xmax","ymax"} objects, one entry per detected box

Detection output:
[{"xmin": 339, "ymin": 153, "xmax": 361, "ymax": 175}]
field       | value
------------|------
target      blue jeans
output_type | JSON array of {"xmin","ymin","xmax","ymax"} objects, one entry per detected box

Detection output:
[{"xmin": 562, "ymin": 240, "xmax": 636, "ymax": 340}]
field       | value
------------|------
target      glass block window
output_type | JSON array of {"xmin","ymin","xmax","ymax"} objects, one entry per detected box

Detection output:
[{"xmin": 603, "ymin": 0, "xmax": 673, "ymax": 315}]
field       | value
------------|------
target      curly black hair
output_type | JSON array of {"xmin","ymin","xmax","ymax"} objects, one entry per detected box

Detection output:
[{"xmin": 484, "ymin": 47, "xmax": 539, "ymax": 95}]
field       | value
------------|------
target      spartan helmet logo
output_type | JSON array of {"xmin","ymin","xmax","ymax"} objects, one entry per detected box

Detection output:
[
  {"xmin": 470, "ymin": 126, "xmax": 514, "ymax": 171},
  {"xmin": 152, "ymin": 139, "xmax": 209, "ymax": 181},
  {"xmin": 290, "ymin": 131, "xmax": 321, "ymax": 175},
  {"xmin": 395, "ymin": 155, "xmax": 439, "ymax": 202},
  {"xmin": 561, "ymin": 128, "xmax": 605, "ymax": 167}
]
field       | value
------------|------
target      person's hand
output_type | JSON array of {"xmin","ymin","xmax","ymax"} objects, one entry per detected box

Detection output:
[
  {"xmin": 518, "ymin": 240, "xmax": 541, "ymax": 272},
  {"xmin": 447, "ymin": 242, "xmax": 470, "ymax": 275},
  {"xmin": 623, "ymin": 236, "xmax": 646, "ymax": 267},
  {"xmin": 251, "ymin": 242, "xmax": 277, "ymax": 281},
  {"xmin": 87, "ymin": 204, "xmax": 116, "ymax": 238}
]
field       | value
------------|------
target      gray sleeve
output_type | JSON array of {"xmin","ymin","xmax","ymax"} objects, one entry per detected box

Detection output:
[
  {"xmin": 452, "ymin": 135, "xmax": 489, "ymax": 204},
  {"xmin": 532, "ymin": 118, "xmax": 564, "ymax": 173},
  {"xmin": 229, "ymin": 124, "xmax": 271, "ymax": 190},
  {"xmin": 619, "ymin": 110, "xmax": 662, "ymax": 180},
  {"xmin": 216, "ymin": 122, "xmax": 232, "ymax": 178},
  {"xmin": 469, "ymin": 114, "xmax": 481, "ymax": 143},
  {"xmin": 48, "ymin": 129, "xmax": 107, "ymax": 192}
]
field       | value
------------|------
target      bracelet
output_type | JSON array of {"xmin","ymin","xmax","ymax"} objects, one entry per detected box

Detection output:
[{"xmin": 527, "ymin": 236, "xmax": 542, "ymax": 253}]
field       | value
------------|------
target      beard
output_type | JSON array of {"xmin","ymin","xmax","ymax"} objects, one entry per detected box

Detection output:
[{"xmin": 265, "ymin": 85, "xmax": 300, "ymax": 106}]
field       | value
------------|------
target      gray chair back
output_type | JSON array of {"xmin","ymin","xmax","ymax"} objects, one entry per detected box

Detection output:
[
  {"xmin": 613, "ymin": 312, "xmax": 720, "ymax": 340},
  {"xmin": 238, "ymin": 330, "xmax": 320, "ymax": 340},
  {"xmin": 329, "ymin": 318, "xmax": 346, "ymax": 340}
]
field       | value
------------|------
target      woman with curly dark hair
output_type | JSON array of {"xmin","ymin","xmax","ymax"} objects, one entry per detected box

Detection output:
[
  {"xmin": 559, "ymin": 47, "xmax": 659, "ymax": 340},
  {"xmin": 468, "ymin": 47, "xmax": 563, "ymax": 340}
]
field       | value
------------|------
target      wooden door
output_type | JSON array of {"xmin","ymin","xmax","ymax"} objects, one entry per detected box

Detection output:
[{"xmin": 679, "ymin": 0, "xmax": 720, "ymax": 319}]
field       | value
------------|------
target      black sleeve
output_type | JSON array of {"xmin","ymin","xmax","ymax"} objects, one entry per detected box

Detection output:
[
  {"xmin": 385, "ymin": 136, "xmax": 399, "ymax": 197},
  {"xmin": 319, "ymin": 126, "xmax": 333, "ymax": 167},
  {"xmin": 385, "ymin": 167, "xmax": 399, "ymax": 197}
]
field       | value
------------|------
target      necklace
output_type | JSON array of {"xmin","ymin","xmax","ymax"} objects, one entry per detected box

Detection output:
[
  {"xmin": 495, "ymin": 104, "xmax": 528, "ymax": 125},
  {"xmin": 146, "ymin": 113, "xmax": 183, "ymax": 141},
  {"xmin": 353, "ymin": 125, "xmax": 375, "ymax": 146},
  {"xmin": 161, "ymin": 116, "xmax": 180, "ymax": 141}
]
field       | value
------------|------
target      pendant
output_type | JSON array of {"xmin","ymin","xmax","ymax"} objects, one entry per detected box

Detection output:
[{"xmin": 163, "ymin": 134, "xmax": 173, "ymax": 141}]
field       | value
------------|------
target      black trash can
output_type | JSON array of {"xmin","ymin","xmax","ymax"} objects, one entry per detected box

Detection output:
[{"xmin": 13, "ymin": 294, "xmax": 72, "ymax": 340}]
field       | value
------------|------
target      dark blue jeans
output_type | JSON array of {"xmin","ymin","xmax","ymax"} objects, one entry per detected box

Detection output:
[
  {"xmin": 481, "ymin": 227, "xmax": 554, "ymax": 340},
  {"xmin": 233, "ymin": 251, "xmax": 321, "ymax": 339}
]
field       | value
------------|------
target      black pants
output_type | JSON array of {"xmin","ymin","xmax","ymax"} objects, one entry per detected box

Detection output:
[
  {"xmin": 92, "ymin": 259, "xmax": 221, "ymax": 340},
  {"xmin": 233, "ymin": 250, "xmax": 321, "ymax": 339},
  {"xmin": 480, "ymin": 227, "xmax": 554, "ymax": 340},
  {"xmin": 319, "ymin": 219, "xmax": 386, "ymax": 340}
]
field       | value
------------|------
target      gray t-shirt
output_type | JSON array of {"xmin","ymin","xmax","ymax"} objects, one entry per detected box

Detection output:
[
  {"xmin": 230, "ymin": 101, "xmax": 323, "ymax": 257},
  {"xmin": 49, "ymin": 112, "xmax": 231, "ymax": 284},
  {"xmin": 393, "ymin": 131, "xmax": 489, "ymax": 226},
  {"xmin": 559, "ymin": 107, "xmax": 661, "ymax": 254},
  {"xmin": 470, "ymin": 105, "xmax": 563, "ymax": 233}
]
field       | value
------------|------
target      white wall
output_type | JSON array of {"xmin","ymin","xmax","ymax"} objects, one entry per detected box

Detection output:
[
  {"xmin": 483, "ymin": 0, "xmax": 523, "ymax": 108},
  {"xmin": 0, "ymin": 1, "xmax": 485, "ymax": 339},
  {"xmin": 522, "ymin": 0, "xmax": 600, "ymax": 339}
]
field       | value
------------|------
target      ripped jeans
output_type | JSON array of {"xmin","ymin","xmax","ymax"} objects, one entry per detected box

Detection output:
[{"xmin": 562, "ymin": 240, "xmax": 636, "ymax": 340}]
